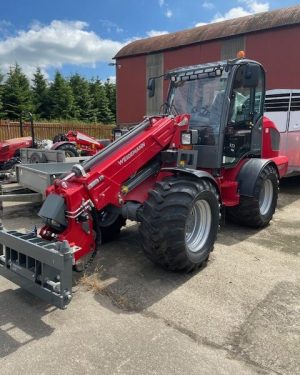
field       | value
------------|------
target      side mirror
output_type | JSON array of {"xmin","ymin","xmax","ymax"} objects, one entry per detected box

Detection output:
[
  {"xmin": 147, "ymin": 78, "xmax": 155, "ymax": 98},
  {"xmin": 243, "ymin": 63, "xmax": 261, "ymax": 87}
]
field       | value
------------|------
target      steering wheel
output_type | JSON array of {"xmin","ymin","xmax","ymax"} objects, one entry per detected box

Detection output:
[{"xmin": 159, "ymin": 102, "xmax": 179, "ymax": 116}]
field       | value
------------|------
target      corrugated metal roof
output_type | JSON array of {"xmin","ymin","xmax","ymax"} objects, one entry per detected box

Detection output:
[{"xmin": 115, "ymin": 5, "xmax": 300, "ymax": 58}]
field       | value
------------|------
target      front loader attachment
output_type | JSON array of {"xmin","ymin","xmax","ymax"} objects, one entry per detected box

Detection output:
[{"xmin": 0, "ymin": 226, "xmax": 73, "ymax": 309}]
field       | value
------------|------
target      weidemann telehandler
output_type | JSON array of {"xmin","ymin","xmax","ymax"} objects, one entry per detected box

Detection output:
[{"xmin": 0, "ymin": 56, "xmax": 288, "ymax": 308}]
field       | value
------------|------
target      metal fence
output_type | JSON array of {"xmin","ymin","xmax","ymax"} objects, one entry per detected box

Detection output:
[{"xmin": 0, "ymin": 120, "xmax": 115, "ymax": 141}]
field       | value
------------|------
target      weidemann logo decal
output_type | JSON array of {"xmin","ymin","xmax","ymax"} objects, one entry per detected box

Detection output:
[{"xmin": 118, "ymin": 142, "xmax": 146, "ymax": 166}]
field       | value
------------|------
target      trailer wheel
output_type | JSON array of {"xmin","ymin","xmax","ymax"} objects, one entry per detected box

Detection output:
[
  {"xmin": 227, "ymin": 164, "xmax": 278, "ymax": 228},
  {"xmin": 97, "ymin": 206, "xmax": 126, "ymax": 242},
  {"xmin": 29, "ymin": 152, "xmax": 48, "ymax": 163},
  {"xmin": 56, "ymin": 144, "xmax": 79, "ymax": 157},
  {"xmin": 139, "ymin": 177, "xmax": 220, "ymax": 272}
]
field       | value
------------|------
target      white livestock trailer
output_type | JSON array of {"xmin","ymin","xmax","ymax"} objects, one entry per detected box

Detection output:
[{"xmin": 265, "ymin": 89, "xmax": 300, "ymax": 176}]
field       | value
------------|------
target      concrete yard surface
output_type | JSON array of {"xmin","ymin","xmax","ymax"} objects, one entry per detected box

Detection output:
[{"xmin": 0, "ymin": 176, "xmax": 299, "ymax": 375}]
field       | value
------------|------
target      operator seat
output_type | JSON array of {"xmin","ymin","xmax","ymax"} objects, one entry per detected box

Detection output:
[{"xmin": 196, "ymin": 90, "xmax": 225, "ymax": 145}]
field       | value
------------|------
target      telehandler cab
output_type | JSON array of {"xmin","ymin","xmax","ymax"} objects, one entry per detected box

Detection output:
[{"xmin": 0, "ymin": 57, "xmax": 288, "ymax": 308}]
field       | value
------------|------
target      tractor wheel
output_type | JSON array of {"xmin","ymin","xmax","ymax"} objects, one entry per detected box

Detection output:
[
  {"xmin": 97, "ymin": 206, "xmax": 126, "ymax": 242},
  {"xmin": 227, "ymin": 164, "xmax": 278, "ymax": 228},
  {"xmin": 56, "ymin": 144, "xmax": 79, "ymax": 157},
  {"xmin": 29, "ymin": 152, "xmax": 48, "ymax": 164},
  {"xmin": 139, "ymin": 177, "xmax": 220, "ymax": 272}
]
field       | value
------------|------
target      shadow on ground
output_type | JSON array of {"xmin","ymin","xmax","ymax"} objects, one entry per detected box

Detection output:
[
  {"xmin": 77, "ymin": 224, "xmax": 202, "ymax": 313},
  {"xmin": 278, "ymin": 175, "xmax": 300, "ymax": 208},
  {"xmin": 78, "ymin": 176, "xmax": 300, "ymax": 313},
  {"xmin": 217, "ymin": 175, "xmax": 300, "ymax": 250},
  {"xmin": 0, "ymin": 288, "xmax": 55, "ymax": 358}
]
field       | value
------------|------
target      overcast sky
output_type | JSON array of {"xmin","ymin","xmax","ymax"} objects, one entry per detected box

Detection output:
[{"xmin": 0, "ymin": 0, "xmax": 299, "ymax": 81}]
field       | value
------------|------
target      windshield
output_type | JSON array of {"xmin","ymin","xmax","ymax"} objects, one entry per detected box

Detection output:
[{"xmin": 168, "ymin": 72, "xmax": 228, "ymax": 144}]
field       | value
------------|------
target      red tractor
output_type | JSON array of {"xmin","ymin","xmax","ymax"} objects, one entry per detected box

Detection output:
[
  {"xmin": 52, "ymin": 130, "xmax": 105, "ymax": 157},
  {"xmin": 0, "ymin": 114, "xmax": 106, "ymax": 170},
  {"xmin": 0, "ymin": 114, "xmax": 35, "ymax": 171},
  {"xmin": 0, "ymin": 57, "xmax": 288, "ymax": 308}
]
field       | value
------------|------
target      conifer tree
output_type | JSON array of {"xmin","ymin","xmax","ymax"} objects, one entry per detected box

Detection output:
[
  {"xmin": 1, "ymin": 64, "xmax": 116, "ymax": 123},
  {"xmin": 69, "ymin": 74, "xmax": 94, "ymax": 122},
  {"xmin": 104, "ymin": 78, "xmax": 116, "ymax": 121},
  {"xmin": 32, "ymin": 67, "xmax": 49, "ymax": 119},
  {"xmin": 90, "ymin": 78, "xmax": 114, "ymax": 124},
  {"xmin": 3, "ymin": 64, "xmax": 32, "ymax": 119},
  {"xmin": 48, "ymin": 71, "xmax": 74, "ymax": 119},
  {"xmin": 0, "ymin": 73, "xmax": 4, "ymax": 119}
]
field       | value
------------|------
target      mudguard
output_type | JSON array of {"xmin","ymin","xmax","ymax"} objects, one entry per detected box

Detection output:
[
  {"xmin": 161, "ymin": 167, "xmax": 220, "ymax": 194},
  {"xmin": 51, "ymin": 141, "xmax": 75, "ymax": 150},
  {"xmin": 237, "ymin": 158, "xmax": 276, "ymax": 197}
]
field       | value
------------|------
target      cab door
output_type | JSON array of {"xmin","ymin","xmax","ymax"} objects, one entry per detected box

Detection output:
[{"xmin": 222, "ymin": 63, "xmax": 265, "ymax": 166}]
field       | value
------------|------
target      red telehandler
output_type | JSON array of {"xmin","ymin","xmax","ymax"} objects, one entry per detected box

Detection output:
[{"xmin": 0, "ymin": 57, "xmax": 288, "ymax": 308}]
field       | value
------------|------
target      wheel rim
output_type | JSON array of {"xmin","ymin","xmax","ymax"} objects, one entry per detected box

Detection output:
[
  {"xmin": 259, "ymin": 179, "xmax": 273, "ymax": 216},
  {"xmin": 185, "ymin": 200, "xmax": 212, "ymax": 253}
]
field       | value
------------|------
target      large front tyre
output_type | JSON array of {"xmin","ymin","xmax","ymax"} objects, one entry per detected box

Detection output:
[
  {"xmin": 227, "ymin": 164, "xmax": 278, "ymax": 228},
  {"xmin": 139, "ymin": 177, "xmax": 220, "ymax": 272}
]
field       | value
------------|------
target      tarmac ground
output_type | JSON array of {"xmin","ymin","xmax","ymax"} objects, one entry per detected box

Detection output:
[{"xmin": 0, "ymin": 176, "xmax": 299, "ymax": 375}]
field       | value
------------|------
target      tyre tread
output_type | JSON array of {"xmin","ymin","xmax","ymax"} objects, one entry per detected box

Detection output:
[
  {"xmin": 139, "ymin": 177, "xmax": 219, "ymax": 272},
  {"xmin": 227, "ymin": 164, "xmax": 278, "ymax": 228}
]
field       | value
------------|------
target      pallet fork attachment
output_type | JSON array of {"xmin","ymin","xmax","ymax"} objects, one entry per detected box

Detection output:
[{"xmin": 0, "ymin": 224, "xmax": 73, "ymax": 309}]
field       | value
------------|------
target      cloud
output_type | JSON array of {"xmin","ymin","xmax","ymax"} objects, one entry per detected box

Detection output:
[
  {"xmin": 0, "ymin": 20, "xmax": 126, "ymax": 79},
  {"xmin": 158, "ymin": 0, "xmax": 173, "ymax": 19},
  {"xmin": 146, "ymin": 30, "xmax": 169, "ymax": 37},
  {"xmin": 238, "ymin": 0, "xmax": 269, "ymax": 13},
  {"xmin": 0, "ymin": 20, "xmax": 14, "ymax": 38},
  {"xmin": 0, "ymin": 20, "xmax": 13, "ymax": 32},
  {"xmin": 212, "ymin": 7, "xmax": 252, "ymax": 22},
  {"xmin": 99, "ymin": 19, "xmax": 123, "ymax": 33},
  {"xmin": 202, "ymin": 2, "xmax": 215, "ymax": 10},
  {"xmin": 195, "ymin": 0, "xmax": 269, "ymax": 26},
  {"xmin": 165, "ymin": 9, "xmax": 173, "ymax": 18},
  {"xmin": 195, "ymin": 22, "xmax": 208, "ymax": 27}
]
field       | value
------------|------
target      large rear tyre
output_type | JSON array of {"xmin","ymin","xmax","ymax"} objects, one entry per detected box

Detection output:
[
  {"xmin": 227, "ymin": 164, "xmax": 278, "ymax": 228},
  {"xmin": 139, "ymin": 177, "xmax": 220, "ymax": 272},
  {"xmin": 56, "ymin": 143, "xmax": 79, "ymax": 157}
]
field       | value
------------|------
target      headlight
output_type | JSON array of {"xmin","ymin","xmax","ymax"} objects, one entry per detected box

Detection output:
[{"xmin": 181, "ymin": 131, "xmax": 192, "ymax": 145}]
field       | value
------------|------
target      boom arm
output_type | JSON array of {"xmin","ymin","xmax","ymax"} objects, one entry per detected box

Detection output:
[{"xmin": 39, "ymin": 114, "xmax": 189, "ymax": 262}]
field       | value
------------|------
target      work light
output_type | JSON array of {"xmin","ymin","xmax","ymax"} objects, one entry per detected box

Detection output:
[
  {"xmin": 181, "ymin": 131, "xmax": 192, "ymax": 145},
  {"xmin": 113, "ymin": 129, "xmax": 123, "ymax": 141}
]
